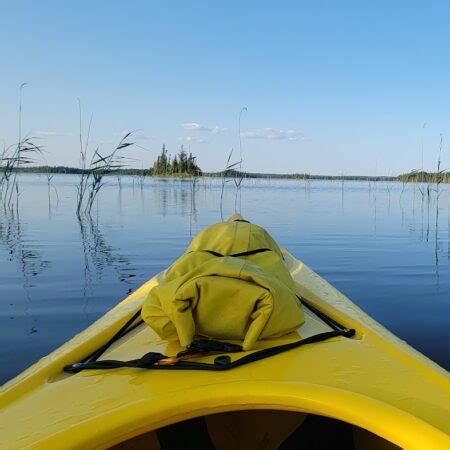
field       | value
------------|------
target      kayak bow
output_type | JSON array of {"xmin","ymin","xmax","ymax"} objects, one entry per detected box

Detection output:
[{"xmin": 0, "ymin": 249, "xmax": 449, "ymax": 449}]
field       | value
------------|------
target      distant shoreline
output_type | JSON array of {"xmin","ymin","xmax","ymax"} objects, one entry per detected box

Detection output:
[
  {"xmin": 10, "ymin": 165, "xmax": 449, "ymax": 183},
  {"xmin": 12, "ymin": 165, "xmax": 398, "ymax": 181}
]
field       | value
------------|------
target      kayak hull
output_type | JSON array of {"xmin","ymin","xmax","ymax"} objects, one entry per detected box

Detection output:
[{"xmin": 1, "ymin": 251, "xmax": 449, "ymax": 449}]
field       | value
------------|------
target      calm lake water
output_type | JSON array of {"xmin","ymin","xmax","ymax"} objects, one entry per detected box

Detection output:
[{"xmin": 1, "ymin": 174, "xmax": 449, "ymax": 384}]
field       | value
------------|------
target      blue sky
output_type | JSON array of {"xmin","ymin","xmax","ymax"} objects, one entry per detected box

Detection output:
[{"xmin": 1, "ymin": 1, "xmax": 450, "ymax": 175}]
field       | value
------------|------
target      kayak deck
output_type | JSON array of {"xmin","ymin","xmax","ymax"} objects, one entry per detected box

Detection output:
[{"xmin": 0, "ymin": 251, "xmax": 449, "ymax": 449}]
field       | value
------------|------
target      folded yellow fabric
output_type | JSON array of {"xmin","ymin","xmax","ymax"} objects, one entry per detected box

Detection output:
[{"xmin": 141, "ymin": 215, "xmax": 304, "ymax": 350}]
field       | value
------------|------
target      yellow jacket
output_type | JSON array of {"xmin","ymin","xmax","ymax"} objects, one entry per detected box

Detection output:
[{"xmin": 142, "ymin": 215, "xmax": 304, "ymax": 350}]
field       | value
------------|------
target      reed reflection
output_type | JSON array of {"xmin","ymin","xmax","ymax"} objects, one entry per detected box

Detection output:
[{"xmin": 77, "ymin": 214, "xmax": 136, "ymax": 309}]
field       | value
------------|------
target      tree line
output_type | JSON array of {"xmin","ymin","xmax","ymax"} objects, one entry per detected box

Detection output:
[
  {"xmin": 9, "ymin": 163, "xmax": 450, "ymax": 183},
  {"xmin": 152, "ymin": 145, "xmax": 202, "ymax": 176},
  {"xmin": 397, "ymin": 171, "xmax": 450, "ymax": 183}
]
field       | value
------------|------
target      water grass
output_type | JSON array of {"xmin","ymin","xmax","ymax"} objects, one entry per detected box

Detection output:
[
  {"xmin": 75, "ymin": 100, "xmax": 134, "ymax": 216},
  {"xmin": 235, "ymin": 107, "xmax": 247, "ymax": 213},
  {"xmin": 219, "ymin": 149, "xmax": 242, "ymax": 221},
  {"xmin": 434, "ymin": 135, "xmax": 445, "ymax": 271},
  {"xmin": 1, "ymin": 85, "xmax": 43, "ymax": 209}
]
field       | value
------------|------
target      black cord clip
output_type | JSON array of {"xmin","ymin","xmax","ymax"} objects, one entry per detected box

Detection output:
[{"xmin": 177, "ymin": 339, "xmax": 243, "ymax": 358}]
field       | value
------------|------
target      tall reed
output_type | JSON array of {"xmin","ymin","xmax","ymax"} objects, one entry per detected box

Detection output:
[
  {"xmin": 219, "ymin": 149, "xmax": 242, "ymax": 220},
  {"xmin": 234, "ymin": 107, "xmax": 247, "ymax": 213},
  {"xmin": 75, "ymin": 101, "xmax": 134, "ymax": 216},
  {"xmin": 1, "ymin": 84, "xmax": 42, "ymax": 209}
]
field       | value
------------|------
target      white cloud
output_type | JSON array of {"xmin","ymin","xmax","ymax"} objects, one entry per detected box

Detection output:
[
  {"xmin": 34, "ymin": 131, "xmax": 74, "ymax": 138},
  {"xmin": 181, "ymin": 122, "xmax": 204, "ymax": 131},
  {"xmin": 181, "ymin": 123, "xmax": 226, "ymax": 134},
  {"xmin": 178, "ymin": 136, "xmax": 209, "ymax": 144},
  {"xmin": 242, "ymin": 128, "xmax": 304, "ymax": 141}
]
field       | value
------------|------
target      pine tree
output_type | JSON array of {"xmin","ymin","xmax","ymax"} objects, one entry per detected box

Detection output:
[
  {"xmin": 179, "ymin": 145, "xmax": 187, "ymax": 173},
  {"xmin": 151, "ymin": 144, "xmax": 202, "ymax": 176},
  {"xmin": 152, "ymin": 144, "xmax": 169, "ymax": 175},
  {"xmin": 172, "ymin": 155, "xmax": 179, "ymax": 174}
]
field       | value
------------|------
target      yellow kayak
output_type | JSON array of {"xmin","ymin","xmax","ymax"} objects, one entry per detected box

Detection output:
[{"xmin": 1, "ymin": 236, "xmax": 449, "ymax": 449}]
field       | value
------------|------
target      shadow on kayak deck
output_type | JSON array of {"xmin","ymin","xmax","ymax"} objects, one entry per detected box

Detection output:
[{"xmin": 111, "ymin": 410, "xmax": 401, "ymax": 450}]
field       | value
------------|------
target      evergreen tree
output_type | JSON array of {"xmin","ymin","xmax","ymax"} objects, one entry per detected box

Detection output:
[
  {"xmin": 172, "ymin": 155, "xmax": 179, "ymax": 174},
  {"xmin": 152, "ymin": 144, "xmax": 169, "ymax": 175},
  {"xmin": 150, "ymin": 144, "xmax": 202, "ymax": 176},
  {"xmin": 179, "ymin": 145, "xmax": 188, "ymax": 173}
]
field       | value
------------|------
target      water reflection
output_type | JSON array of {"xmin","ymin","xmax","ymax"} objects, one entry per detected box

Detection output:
[
  {"xmin": 190, "ymin": 179, "xmax": 198, "ymax": 236},
  {"xmin": 157, "ymin": 182, "xmax": 168, "ymax": 216},
  {"xmin": 0, "ymin": 206, "xmax": 51, "ymax": 334},
  {"xmin": 0, "ymin": 206, "xmax": 50, "ymax": 286},
  {"xmin": 46, "ymin": 174, "xmax": 59, "ymax": 215},
  {"xmin": 1, "ymin": 175, "xmax": 450, "ymax": 382},
  {"xmin": 380, "ymin": 181, "xmax": 445, "ymax": 275},
  {"xmin": 77, "ymin": 214, "xmax": 136, "ymax": 293}
]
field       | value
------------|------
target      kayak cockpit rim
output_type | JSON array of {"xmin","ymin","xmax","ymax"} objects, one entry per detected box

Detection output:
[{"xmin": 97, "ymin": 383, "xmax": 444, "ymax": 450}]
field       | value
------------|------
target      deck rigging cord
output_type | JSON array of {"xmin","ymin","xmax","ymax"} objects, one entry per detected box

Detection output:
[
  {"xmin": 64, "ymin": 296, "xmax": 355, "ymax": 373},
  {"xmin": 65, "ymin": 234, "xmax": 354, "ymax": 373}
]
